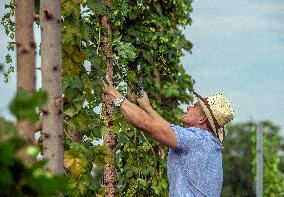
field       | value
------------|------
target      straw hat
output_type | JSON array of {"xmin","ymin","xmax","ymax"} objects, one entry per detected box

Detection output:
[{"xmin": 193, "ymin": 91, "xmax": 234, "ymax": 143}]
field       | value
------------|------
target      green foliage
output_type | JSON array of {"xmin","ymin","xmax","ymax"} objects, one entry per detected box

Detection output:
[
  {"xmin": 61, "ymin": 0, "xmax": 194, "ymax": 195},
  {"xmin": 64, "ymin": 141, "xmax": 112, "ymax": 196},
  {"xmin": 0, "ymin": 88, "xmax": 70, "ymax": 196},
  {"xmin": 222, "ymin": 122, "xmax": 256, "ymax": 197},
  {"xmin": 0, "ymin": 118, "xmax": 69, "ymax": 196},
  {"xmin": 222, "ymin": 121, "xmax": 284, "ymax": 197},
  {"xmin": 0, "ymin": 117, "xmax": 17, "ymax": 137},
  {"xmin": 9, "ymin": 90, "xmax": 47, "ymax": 123},
  {"xmin": 251, "ymin": 121, "xmax": 284, "ymax": 196},
  {"xmin": 2, "ymin": 1, "xmax": 284, "ymax": 196},
  {"xmin": 107, "ymin": 2, "xmax": 193, "ymax": 195},
  {"xmin": 1, "ymin": 0, "xmax": 15, "ymax": 82},
  {"xmin": 113, "ymin": 36, "xmax": 137, "ymax": 60},
  {"xmin": 2, "ymin": 0, "xmax": 194, "ymax": 195}
]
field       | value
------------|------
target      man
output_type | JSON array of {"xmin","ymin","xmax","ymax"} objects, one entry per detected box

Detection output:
[{"xmin": 102, "ymin": 77, "xmax": 234, "ymax": 197}]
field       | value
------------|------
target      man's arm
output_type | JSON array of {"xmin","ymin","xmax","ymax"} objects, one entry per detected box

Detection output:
[
  {"xmin": 103, "ymin": 80, "xmax": 176, "ymax": 148},
  {"xmin": 137, "ymin": 92, "xmax": 170, "ymax": 127}
]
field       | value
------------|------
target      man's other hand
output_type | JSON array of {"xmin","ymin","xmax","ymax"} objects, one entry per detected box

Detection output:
[{"xmin": 137, "ymin": 91, "xmax": 151, "ymax": 110}]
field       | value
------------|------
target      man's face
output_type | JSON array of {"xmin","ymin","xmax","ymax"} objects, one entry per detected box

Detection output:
[{"xmin": 180, "ymin": 102, "xmax": 204, "ymax": 127}]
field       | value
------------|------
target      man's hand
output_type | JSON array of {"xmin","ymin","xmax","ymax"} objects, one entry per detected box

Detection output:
[
  {"xmin": 137, "ymin": 91, "xmax": 151, "ymax": 110},
  {"xmin": 102, "ymin": 75, "xmax": 114, "ymax": 94},
  {"xmin": 102, "ymin": 79, "xmax": 176, "ymax": 148},
  {"xmin": 102, "ymin": 75, "xmax": 121, "ymax": 101}
]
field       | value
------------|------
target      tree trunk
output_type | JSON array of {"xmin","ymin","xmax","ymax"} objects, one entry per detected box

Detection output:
[
  {"xmin": 15, "ymin": 0, "xmax": 36, "ymax": 165},
  {"xmin": 40, "ymin": 0, "xmax": 64, "ymax": 175},
  {"xmin": 100, "ymin": 0, "xmax": 117, "ymax": 195}
]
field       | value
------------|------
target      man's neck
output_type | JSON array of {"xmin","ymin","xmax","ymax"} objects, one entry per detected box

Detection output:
[{"xmin": 188, "ymin": 124, "xmax": 213, "ymax": 133}]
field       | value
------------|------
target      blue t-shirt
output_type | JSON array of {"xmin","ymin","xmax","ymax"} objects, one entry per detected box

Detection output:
[{"xmin": 167, "ymin": 124, "xmax": 223, "ymax": 197}]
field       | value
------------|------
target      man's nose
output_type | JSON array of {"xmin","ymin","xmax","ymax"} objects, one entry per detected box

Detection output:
[
  {"xmin": 187, "ymin": 104, "xmax": 195, "ymax": 111},
  {"xmin": 187, "ymin": 105, "xmax": 191, "ymax": 111}
]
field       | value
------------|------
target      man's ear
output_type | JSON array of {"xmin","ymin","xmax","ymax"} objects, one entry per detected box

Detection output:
[{"xmin": 199, "ymin": 115, "xmax": 208, "ymax": 124}]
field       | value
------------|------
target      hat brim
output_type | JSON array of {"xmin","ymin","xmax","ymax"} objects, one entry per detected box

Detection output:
[{"xmin": 193, "ymin": 92, "xmax": 225, "ymax": 143}]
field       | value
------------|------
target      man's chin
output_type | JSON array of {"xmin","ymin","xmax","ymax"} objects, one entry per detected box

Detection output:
[
  {"xmin": 180, "ymin": 119, "xmax": 190, "ymax": 127},
  {"xmin": 179, "ymin": 115, "xmax": 186, "ymax": 122}
]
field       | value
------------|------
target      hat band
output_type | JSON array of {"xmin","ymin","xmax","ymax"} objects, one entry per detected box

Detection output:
[{"xmin": 193, "ymin": 91, "xmax": 223, "ymax": 140}]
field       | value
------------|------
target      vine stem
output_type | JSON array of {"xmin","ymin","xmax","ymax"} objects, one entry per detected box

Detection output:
[
  {"xmin": 140, "ymin": 130, "xmax": 155, "ymax": 155},
  {"xmin": 64, "ymin": 128, "xmax": 74, "ymax": 141},
  {"xmin": 96, "ymin": 28, "xmax": 101, "ymax": 55}
]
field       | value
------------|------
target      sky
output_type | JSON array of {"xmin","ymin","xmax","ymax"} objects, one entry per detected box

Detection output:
[
  {"xmin": 181, "ymin": 0, "xmax": 284, "ymax": 134},
  {"xmin": 0, "ymin": 0, "xmax": 42, "ymax": 120},
  {"xmin": 1, "ymin": 0, "xmax": 284, "ymax": 134}
]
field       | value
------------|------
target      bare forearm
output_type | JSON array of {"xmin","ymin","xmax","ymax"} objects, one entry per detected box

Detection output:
[
  {"xmin": 120, "ymin": 100, "xmax": 153, "ymax": 131},
  {"xmin": 118, "ymin": 100, "xmax": 176, "ymax": 148},
  {"xmin": 102, "ymin": 81, "xmax": 176, "ymax": 148},
  {"xmin": 143, "ymin": 106, "xmax": 170, "ymax": 127},
  {"xmin": 106, "ymin": 91, "xmax": 154, "ymax": 133},
  {"xmin": 120, "ymin": 99, "xmax": 175, "ymax": 148}
]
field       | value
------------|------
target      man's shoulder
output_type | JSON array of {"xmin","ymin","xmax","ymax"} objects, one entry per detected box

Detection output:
[
  {"xmin": 170, "ymin": 124, "xmax": 209, "ymax": 138},
  {"xmin": 170, "ymin": 124, "xmax": 222, "ymax": 150}
]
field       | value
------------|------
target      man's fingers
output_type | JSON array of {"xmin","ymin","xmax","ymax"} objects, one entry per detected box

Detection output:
[
  {"xmin": 139, "ymin": 90, "xmax": 144, "ymax": 97},
  {"xmin": 139, "ymin": 91, "xmax": 148, "ymax": 98},
  {"xmin": 137, "ymin": 97, "xmax": 142, "ymax": 105},
  {"xmin": 102, "ymin": 76, "xmax": 109, "ymax": 86},
  {"xmin": 101, "ymin": 78, "xmax": 110, "ymax": 93},
  {"xmin": 101, "ymin": 75, "xmax": 114, "ymax": 95},
  {"xmin": 106, "ymin": 75, "xmax": 112, "ymax": 84},
  {"xmin": 101, "ymin": 79, "xmax": 106, "ymax": 88}
]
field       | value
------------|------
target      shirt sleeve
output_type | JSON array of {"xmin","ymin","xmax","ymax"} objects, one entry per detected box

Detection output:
[{"xmin": 170, "ymin": 124, "xmax": 200, "ymax": 151}]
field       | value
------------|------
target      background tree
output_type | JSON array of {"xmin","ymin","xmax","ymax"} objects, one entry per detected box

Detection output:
[
  {"xmin": 15, "ymin": 0, "xmax": 36, "ymax": 165},
  {"xmin": 40, "ymin": 0, "xmax": 64, "ymax": 174},
  {"xmin": 251, "ymin": 121, "xmax": 284, "ymax": 196},
  {"xmin": 222, "ymin": 122, "xmax": 256, "ymax": 197},
  {"xmin": 1, "ymin": 0, "xmax": 15, "ymax": 82},
  {"xmin": 222, "ymin": 121, "xmax": 284, "ymax": 197}
]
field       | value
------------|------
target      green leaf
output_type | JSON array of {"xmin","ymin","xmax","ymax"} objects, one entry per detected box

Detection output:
[
  {"xmin": 27, "ymin": 146, "xmax": 40, "ymax": 157},
  {"xmin": 70, "ymin": 142, "xmax": 88, "ymax": 156},
  {"xmin": 33, "ymin": 90, "xmax": 48, "ymax": 107},
  {"xmin": 63, "ymin": 75, "xmax": 84, "ymax": 98},
  {"xmin": 113, "ymin": 39, "xmax": 137, "ymax": 60},
  {"xmin": 0, "ymin": 117, "xmax": 17, "ymax": 137},
  {"xmin": 87, "ymin": 1, "xmax": 107, "ymax": 16},
  {"xmin": 161, "ymin": 83, "xmax": 179, "ymax": 98},
  {"xmin": 64, "ymin": 105, "xmax": 77, "ymax": 117},
  {"xmin": 9, "ymin": 90, "xmax": 47, "ymax": 123},
  {"xmin": 5, "ymin": 54, "xmax": 12, "ymax": 64},
  {"xmin": 93, "ymin": 145, "xmax": 112, "ymax": 166}
]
